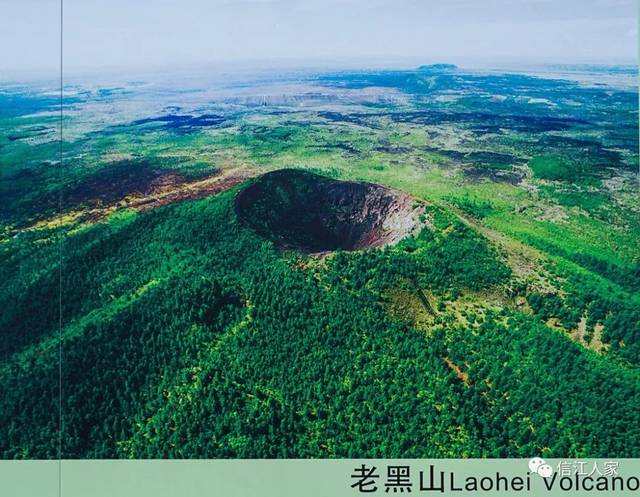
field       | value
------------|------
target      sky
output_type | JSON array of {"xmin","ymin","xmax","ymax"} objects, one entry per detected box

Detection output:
[{"xmin": 0, "ymin": 0, "xmax": 637, "ymax": 78}]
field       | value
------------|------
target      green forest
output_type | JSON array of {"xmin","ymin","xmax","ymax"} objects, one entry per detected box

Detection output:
[
  {"xmin": 1, "ymin": 64, "xmax": 639, "ymax": 459},
  {"xmin": 1, "ymin": 179, "xmax": 639, "ymax": 458}
]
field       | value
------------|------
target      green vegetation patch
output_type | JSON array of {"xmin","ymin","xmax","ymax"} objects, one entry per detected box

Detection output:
[{"xmin": 529, "ymin": 155, "xmax": 574, "ymax": 181}]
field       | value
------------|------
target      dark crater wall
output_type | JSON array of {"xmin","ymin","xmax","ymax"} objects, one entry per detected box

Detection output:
[{"xmin": 235, "ymin": 169, "xmax": 420, "ymax": 253}]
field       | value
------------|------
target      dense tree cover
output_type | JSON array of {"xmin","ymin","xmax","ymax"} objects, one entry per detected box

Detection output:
[
  {"xmin": 1, "ymin": 185, "xmax": 639, "ymax": 459},
  {"xmin": 405, "ymin": 207, "xmax": 512, "ymax": 291},
  {"xmin": 519, "ymin": 233, "xmax": 640, "ymax": 294},
  {"xmin": 2, "ymin": 66, "xmax": 638, "ymax": 461},
  {"xmin": 527, "ymin": 271, "xmax": 640, "ymax": 366}
]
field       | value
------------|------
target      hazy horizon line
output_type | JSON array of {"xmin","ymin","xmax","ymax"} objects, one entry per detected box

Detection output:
[{"xmin": 2, "ymin": 55, "xmax": 638, "ymax": 85}]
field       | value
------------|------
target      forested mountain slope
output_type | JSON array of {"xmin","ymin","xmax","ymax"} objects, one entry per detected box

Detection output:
[{"xmin": 1, "ymin": 171, "xmax": 638, "ymax": 458}]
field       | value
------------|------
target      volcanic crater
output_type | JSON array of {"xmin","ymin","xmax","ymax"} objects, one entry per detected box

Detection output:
[{"xmin": 235, "ymin": 169, "xmax": 421, "ymax": 253}]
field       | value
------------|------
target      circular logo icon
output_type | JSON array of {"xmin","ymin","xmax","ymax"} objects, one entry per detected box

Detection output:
[
  {"xmin": 528, "ymin": 457, "xmax": 554, "ymax": 478},
  {"xmin": 538, "ymin": 464, "xmax": 553, "ymax": 478}
]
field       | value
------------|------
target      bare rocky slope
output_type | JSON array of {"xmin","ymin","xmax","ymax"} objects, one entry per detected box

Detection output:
[{"xmin": 235, "ymin": 169, "xmax": 422, "ymax": 253}]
